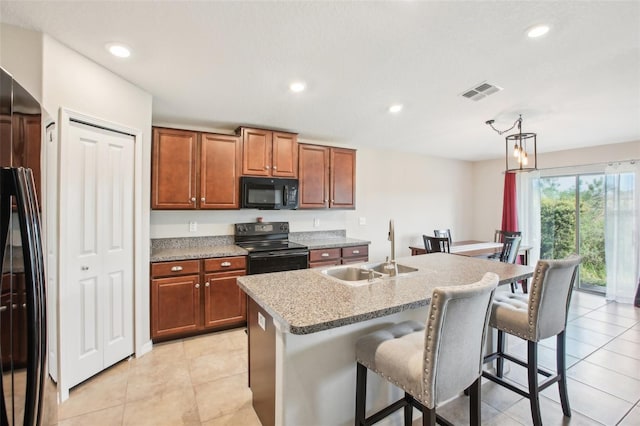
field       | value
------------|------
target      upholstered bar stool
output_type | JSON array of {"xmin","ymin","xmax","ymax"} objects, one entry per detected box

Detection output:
[
  {"xmin": 354, "ymin": 273, "xmax": 498, "ymax": 426},
  {"xmin": 482, "ymin": 254, "xmax": 582, "ymax": 426}
]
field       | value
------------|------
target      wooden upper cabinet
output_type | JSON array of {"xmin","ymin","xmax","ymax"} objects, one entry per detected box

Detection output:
[
  {"xmin": 330, "ymin": 148, "xmax": 356, "ymax": 208},
  {"xmin": 240, "ymin": 127, "xmax": 297, "ymax": 177},
  {"xmin": 151, "ymin": 127, "xmax": 198, "ymax": 209},
  {"xmin": 200, "ymin": 133, "xmax": 241, "ymax": 209},
  {"xmin": 272, "ymin": 132, "xmax": 298, "ymax": 177},
  {"xmin": 299, "ymin": 144, "xmax": 356, "ymax": 209},
  {"xmin": 298, "ymin": 144, "xmax": 330, "ymax": 208},
  {"xmin": 241, "ymin": 128, "xmax": 272, "ymax": 176}
]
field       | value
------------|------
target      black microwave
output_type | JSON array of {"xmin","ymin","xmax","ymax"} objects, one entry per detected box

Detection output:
[{"xmin": 240, "ymin": 177, "xmax": 299, "ymax": 210}]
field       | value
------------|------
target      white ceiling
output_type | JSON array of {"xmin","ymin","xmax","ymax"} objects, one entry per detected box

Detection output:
[{"xmin": 1, "ymin": 1, "xmax": 639, "ymax": 161}]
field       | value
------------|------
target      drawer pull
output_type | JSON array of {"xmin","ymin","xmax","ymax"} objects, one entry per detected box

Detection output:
[
  {"xmin": 171, "ymin": 266, "xmax": 183, "ymax": 272},
  {"xmin": 321, "ymin": 253, "xmax": 330, "ymax": 257},
  {"xmin": 352, "ymin": 250, "xmax": 360, "ymax": 254},
  {"xmin": 0, "ymin": 306, "xmax": 6, "ymax": 312},
  {"xmin": 195, "ymin": 283, "xmax": 200, "ymax": 289},
  {"xmin": 221, "ymin": 261, "xmax": 232, "ymax": 267}
]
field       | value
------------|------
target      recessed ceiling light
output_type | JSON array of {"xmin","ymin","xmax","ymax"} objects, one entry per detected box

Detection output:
[
  {"xmin": 527, "ymin": 25, "xmax": 550, "ymax": 38},
  {"xmin": 106, "ymin": 43, "xmax": 131, "ymax": 58},
  {"xmin": 389, "ymin": 104, "xmax": 403, "ymax": 114},
  {"xmin": 290, "ymin": 82, "xmax": 306, "ymax": 93}
]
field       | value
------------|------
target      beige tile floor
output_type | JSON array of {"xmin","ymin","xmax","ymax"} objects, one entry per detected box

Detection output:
[{"xmin": 57, "ymin": 290, "xmax": 640, "ymax": 425}]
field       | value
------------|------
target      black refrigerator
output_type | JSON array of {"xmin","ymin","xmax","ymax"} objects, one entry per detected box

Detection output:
[{"xmin": 0, "ymin": 67, "xmax": 57, "ymax": 425}]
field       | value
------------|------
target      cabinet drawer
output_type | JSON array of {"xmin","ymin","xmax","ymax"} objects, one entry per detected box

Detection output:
[
  {"xmin": 342, "ymin": 245, "xmax": 368, "ymax": 259},
  {"xmin": 309, "ymin": 248, "xmax": 341, "ymax": 263},
  {"xmin": 204, "ymin": 256, "xmax": 247, "ymax": 272},
  {"xmin": 151, "ymin": 260, "xmax": 200, "ymax": 278}
]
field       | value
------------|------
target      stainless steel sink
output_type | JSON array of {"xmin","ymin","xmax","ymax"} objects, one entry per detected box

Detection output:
[
  {"xmin": 322, "ymin": 267, "xmax": 384, "ymax": 282},
  {"xmin": 363, "ymin": 262, "xmax": 419, "ymax": 276},
  {"xmin": 320, "ymin": 261, "xmax": 418, "ymax": 284}
]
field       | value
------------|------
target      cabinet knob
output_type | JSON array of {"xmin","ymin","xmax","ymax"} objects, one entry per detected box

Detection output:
[
  {"xmin": 170, "ymin": 266, "xmax": 183, "ymax": 272},
  {"xmin": 321, "ymin": 253, "xmax": 330, "ymax": 257},
  {"xmin": 221, "ymin": 261, "xmax": 231, "ymax": 267},
  {"xmin": 324, "ymin": 199, "xmax": 328, "ymax": 203},
  {"xmin": 195, "ymin": 283, "xmax": 200, "ymax": 289},
  {"xmin": 331, "ymin": 200, "xmax": 335, "ymax": 203},
  {"xmin": 191, "ymin": 197, "xmax": 196, "ymax": 202},
  {"xmin": 81, "ymin": 266, "xmax": 89, "ymax": 271},
  {"xmin": 265, "ymin": 166, "xmax": 270, "ymax": 170},
  {"xmin": 353, "ymin": 250, "xmax": 360, "ymax": 254},
  {"xmin": 205, "ymin": 282, "xmax": 210, "ymax": 287},
  {"xmin": 201, "ymin": 197, "xmax": 205, "ymax": 202},
  {"xmin": 272, "ymin": 166, "xmax": 277, "ymax": 170}
]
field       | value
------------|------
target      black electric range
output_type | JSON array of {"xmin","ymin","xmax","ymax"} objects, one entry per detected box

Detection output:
[{"xmin": 234, "ymin": 222, "xmax": 308, "ymax": 274}]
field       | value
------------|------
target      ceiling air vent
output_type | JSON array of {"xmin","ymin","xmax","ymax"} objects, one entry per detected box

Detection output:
[{"xmin": 460, "ymin": 81, "xmax": 503, "ymax": 101}]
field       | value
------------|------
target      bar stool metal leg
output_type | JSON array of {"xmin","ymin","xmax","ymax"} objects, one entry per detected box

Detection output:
[
  {"xmin": 496, "ymin": 329, "xmax": 505, "ymax": 378},
  {"xmin": 469, "ymin": 378, "xmax": 481, "ymax": 426},
  {"xmin": 528, "ymin": 341, "xmax": 543, "ymax": 426},
  {"xmin": 557, "ymin": 331, "xmax": 571, "ymax": 417},
  {"xmin": 355, "ymin": 362, "xmax": 367, "ymax": 425}
]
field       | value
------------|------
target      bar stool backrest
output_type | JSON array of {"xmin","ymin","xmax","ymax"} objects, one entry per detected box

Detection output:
[
  {"xmin": 529, "ymin": 254, "xmax": 582, "ymax": 341},
  {"xmin": 423, "ymin": 273, "xmax": 498, "ymax": 407}
]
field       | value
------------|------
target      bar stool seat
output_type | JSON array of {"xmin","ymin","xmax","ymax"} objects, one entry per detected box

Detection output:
[{"xmin": 354, "ymin": 273, "xmax": 499, "ymax": 426}]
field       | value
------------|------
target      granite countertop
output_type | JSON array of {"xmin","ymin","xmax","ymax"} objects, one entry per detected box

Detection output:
[
  {"xmin": 291, "ymin": 237, "xmax": 371, "ymax": 250},
  {"xmin": 237, "ymin": 253, "xmax": 534, "ymax": 335},
  {"xmin": 150, "ymin": 231, "xmax": 370, "ymax": 262},
  {"xmin": 150, "ymin": 245, "xmax": 248, "ymax": 262}
]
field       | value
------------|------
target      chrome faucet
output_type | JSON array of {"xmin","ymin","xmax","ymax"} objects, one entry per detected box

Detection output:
[{"xmin": 387, "ymin": 219, "xmax": 398, "ymax": 275}]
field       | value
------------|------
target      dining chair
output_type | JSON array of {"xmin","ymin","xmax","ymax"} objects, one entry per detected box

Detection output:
[
  {"xmin": 423, "ymin": 235, "xmax": 450, "ymax": 254},
  {"xmin": 494, "ymin": 230, "xmax": 521, "ymax": 243},
  {"xmin": 482, "ymin": 254, "xmax": 582, "ymax": 426},
  {"xmin": 355, "ymin": 273, "xmax": 499, "ymax": 426},
  {"xmin": 498, "ymin": 235, "xmax": 522, "ymax": 293},
  {"xmin": 433, "ymin": 229, "xmax": 452, "ymax": 244}
]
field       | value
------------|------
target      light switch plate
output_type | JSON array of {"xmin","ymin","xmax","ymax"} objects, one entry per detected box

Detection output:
[{"xmin": 258, "ymin": 312, "xmax": 266, "ymax": 330}]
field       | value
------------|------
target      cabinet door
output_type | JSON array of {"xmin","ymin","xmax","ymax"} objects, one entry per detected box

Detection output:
[
  {"xmin": 272, "ymin": 132, "xmax": 298, "ymax": 177},
  {"xmin": 151, "ymin": 275, "xmax": 201, "ymax": 340},
  {"xmin": 151, "ymin": 128, "xmax": 198, "ymax": 209},
  {"xmin": 241, "ymin": 128, "xmax": 272, "ymax": 176},
  {"xmin": 200, "ymin": 133, "xmax": 241, "ymax": 209},
  {"xmin": 330, "ymin": 148, "xmax": 356, "ymax": 208},
  {"xmin": 298, "ymin": 144, "xmax": 329, "ymax": 208},
  {"xmin": 203, "ymin": 271, "xmax": 246, "ymax": 329}
]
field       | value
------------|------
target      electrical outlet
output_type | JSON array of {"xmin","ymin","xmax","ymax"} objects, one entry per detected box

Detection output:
[
  {"xmin": 189, "ymin": 221, "xmax": 197, "ymax": 232},
  {"xmin": 313, "ymin": 218, "xmax": 320, "ymax": 227},
  {"xmin": 359, "ymin": 217, "xmax": 367, "ymax": 225}
]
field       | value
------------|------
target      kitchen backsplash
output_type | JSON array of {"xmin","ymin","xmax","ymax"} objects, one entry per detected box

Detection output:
[{"xmin": 150, "ymin": 209, "xmax": 350, "ymax": 239}]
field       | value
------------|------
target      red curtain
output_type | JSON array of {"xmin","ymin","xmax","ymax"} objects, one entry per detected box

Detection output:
[{"xmin": 501, "ymin": 172, "xmax": 518, "ymax": 232}]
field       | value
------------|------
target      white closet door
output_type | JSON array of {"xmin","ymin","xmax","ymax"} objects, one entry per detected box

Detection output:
[{"xmin": 65, "ymin": 120, "xmax": 134, "ymax": 388}]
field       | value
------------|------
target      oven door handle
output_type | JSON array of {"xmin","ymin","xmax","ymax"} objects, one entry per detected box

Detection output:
[{"xmin": 250, "ymin": 250, "xmax": 308, "ymax": 259}]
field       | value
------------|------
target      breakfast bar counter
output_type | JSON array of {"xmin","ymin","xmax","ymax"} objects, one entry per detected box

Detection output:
[{"xmin": 237, "ymin": 253, "xmax": 533, "ymax": 426}]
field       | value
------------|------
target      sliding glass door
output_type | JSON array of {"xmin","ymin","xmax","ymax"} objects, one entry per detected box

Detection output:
[{"xmin": 540, "ymin": 174, "xmax": 606, "ymax": 293}]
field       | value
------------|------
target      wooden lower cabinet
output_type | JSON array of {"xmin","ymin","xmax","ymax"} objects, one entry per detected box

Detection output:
[
  {"xmin": 309, "ymin": 245, "xmax": 369, "ymax": 268},
  {"xmin": 341, "ymin": 245, "xmax": 369, "ymax": 264},
  {"xmin": 203, "ymin": 256, "xmax": 247, "ymax": 329},
  {"xmin": 151, "ymin": 274, "xmax": 201, "ymax": 340},
  {"xmin": 151, "ymin": 256, "xmax": 247, "ymax": 341}
]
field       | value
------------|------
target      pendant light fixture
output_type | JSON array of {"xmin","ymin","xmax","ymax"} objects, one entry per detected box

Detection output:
[{"xmin": 486, "ymin": 114, "xmax": 537, "ymax": 172}]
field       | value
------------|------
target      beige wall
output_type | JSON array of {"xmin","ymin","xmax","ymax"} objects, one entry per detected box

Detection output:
[
  {"xmin": 0, "ymin": 24, "xmax": 43, "ymax": 101},
  {"xmin": 471, "ymin": 140, "xmax": 640, "ymax": 241}
]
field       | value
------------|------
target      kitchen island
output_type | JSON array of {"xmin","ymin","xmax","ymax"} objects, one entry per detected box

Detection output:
[{"xmin": 237, "ymin": 253, "xmax": 533, "ymax": 426}]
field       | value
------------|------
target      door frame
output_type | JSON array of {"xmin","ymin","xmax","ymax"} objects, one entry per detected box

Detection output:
[{"xmin": 57, "ymin": 108, "xmax": 143, "ymax": 401}]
